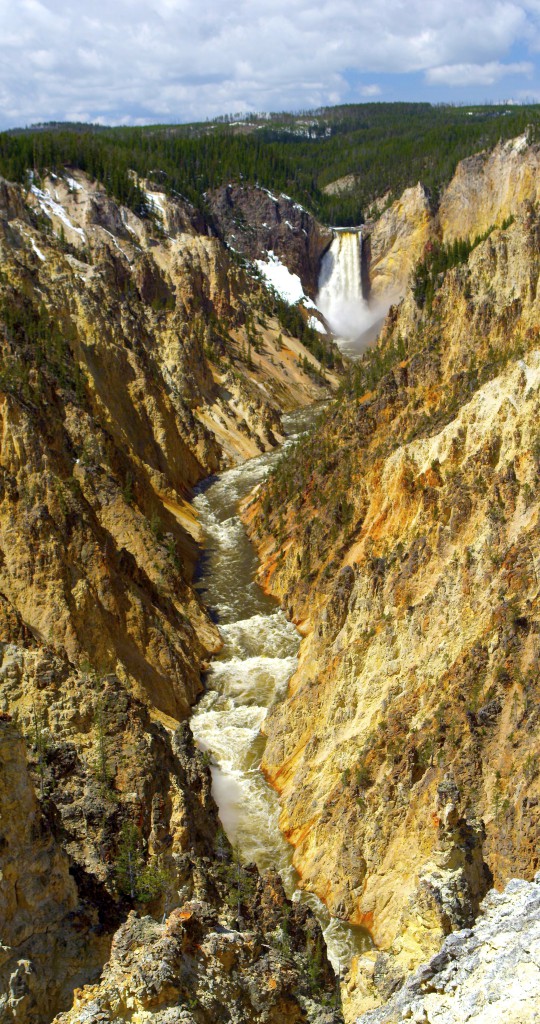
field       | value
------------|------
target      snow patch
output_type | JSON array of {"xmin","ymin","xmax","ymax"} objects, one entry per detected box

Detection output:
[
  {"xmin": 30, "ymin": 185, "xmax": 86, "ymax": 242},
  {"xmin": 308, "ymin": 315, "xmax": 327, "ymax": 334},
  {"xmin": 101, "ymin": 227, "xmax": 129, "ymax": 258},
  {"xmin": 502, "ymin": 133, "xmax": 528, "ymax": 156},
  {"xmin": 512, "ymin": 133, "xmax": 528, "ymax": 153},
  {"xmin": 258, "ymin": 186, "xmax": 279, "ymax": 204},
  {"xmin": 120, "ymin": 208, "xmax": 137, "ymax": 235},
  {"xmin": 65, "ymin": 176, "xmax": 82, "ymax": 191},
  {"xmin": 255, "ymin": 251, "xmax": 316, "ymax": 309},
  {"xmin": 145, "ymin": 190, "xmax": 167, "ymax": 217},
  {"xmin": 30, "ymin": 238, "xmax": 46, "ymax": 261}
]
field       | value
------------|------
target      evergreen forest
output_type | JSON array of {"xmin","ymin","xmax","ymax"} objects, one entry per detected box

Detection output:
[{"xmin": 2, "ymin": 103, "xmax": 540, "ymax": 226}]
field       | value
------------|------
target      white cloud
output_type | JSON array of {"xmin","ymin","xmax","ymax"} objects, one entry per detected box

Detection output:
[
  {"xmin": 360, "ymin": 85, "xmax": 382, "ymax": 97},
  {"xmin": 427, "ymin": 60, "xmax": 534, "ymax": 85},
  {"xmin": 0, "ymin": 0, "xmax": 539, "ymax": 127}
]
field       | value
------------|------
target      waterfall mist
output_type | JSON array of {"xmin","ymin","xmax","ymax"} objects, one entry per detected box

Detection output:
[{"xmin": 317, "ymin": 230, "xmax": 391, "ymax": 357}]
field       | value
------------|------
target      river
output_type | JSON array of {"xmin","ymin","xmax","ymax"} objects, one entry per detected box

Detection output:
[{"xmin": 191, "ymin": 406, "xmax": 371, "ymax": 975}]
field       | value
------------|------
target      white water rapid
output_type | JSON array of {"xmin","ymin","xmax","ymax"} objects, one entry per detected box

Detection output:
[
  {"xmin": 317, "ymin": 229, "xmax": 388, "ymax": 357},
  {"xmin": 191, "ymin": 407, "xmax": 371, "ymax": 975}
]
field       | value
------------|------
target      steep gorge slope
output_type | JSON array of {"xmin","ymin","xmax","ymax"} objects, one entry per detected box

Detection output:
[
  {"xmin": 244, "ymin": 139, "xmax": 540, "ymax": 1017},
  {"xmin": 359, "ymin": 875, "xmax": 540, "ymax": 1024},
  {"xmin": 365, "ymin": 134, "xmax": 540, "ymax": 301},
  {"xmin": 207, "ymin": 183, "xmax": 332, "ymax": 296},
  {"xmin": 0, "ymin": 171, "xmax": 342, "ymax": 1023},
  {"xmin": 0, "ymin": 171, "xmax": 336, "ymax": 715}
]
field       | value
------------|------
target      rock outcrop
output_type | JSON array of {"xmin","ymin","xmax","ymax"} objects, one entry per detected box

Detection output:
[
  {"xmin": 54, "ymin": 884, "xmax": 341, "ymax": 1024},
  {"xmin": 355, "ymin": 875, "xmax": 540, "ymax": 1023},
  {"xmin": 363, "ymin": 135, "xmax": 540, "ymax": 304},
  {"xmin": 208, "ymin": 183, "xmax": 333, "ymax": 296},
  {"xmin": 365, "ymin": 184, "xmax": 432, "ymax": 301},
  {"xmin": 437, "ymin": 133, "xmax": 540, "ymax": 243},
  {"xmin": 0, "ymin": 717, "xmax": 108, "ymax": 1024}
]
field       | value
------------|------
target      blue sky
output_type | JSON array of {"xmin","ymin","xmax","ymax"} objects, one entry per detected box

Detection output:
[{"xmin": 1, "ymin": 0, "xmax": 540, "ymax": 129}]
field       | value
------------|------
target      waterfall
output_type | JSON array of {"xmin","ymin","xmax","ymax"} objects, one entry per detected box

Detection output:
[{"xmin": 317, "ymin": 229, "xmax": 371, "ymax": 344}]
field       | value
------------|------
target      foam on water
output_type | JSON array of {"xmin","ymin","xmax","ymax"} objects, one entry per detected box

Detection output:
[
  {"xmin": 191, "ymin": 406, "xmax": 372, "ymax": 974},
  {"xmin": 220, "ymin": 611, "xmax": 299, "ymax": 659}
]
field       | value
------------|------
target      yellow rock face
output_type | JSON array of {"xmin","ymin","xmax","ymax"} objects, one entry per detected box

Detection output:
[
  {"xmin": 365, "ymin": 137, "xmax": 540, "ymax": 309},
  {"xmin": 367, "ymin": 183, "xmax": 433, "ymax": 301},
  {"xmin": 438, "ymin": 135, "xmax": 540, "ymax": 242},
  {"xmin": 0, "ymin": 172, "xmax": 334, "ymax": 720},
  {"xmin": 246, "ymin": 164, "xmax": 540, "ymax": 1016}
]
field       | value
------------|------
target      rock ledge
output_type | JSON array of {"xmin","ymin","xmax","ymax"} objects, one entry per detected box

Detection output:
[{"xmin": 357, "ymin": 876, "xmax": 540, "ymax": 1023}]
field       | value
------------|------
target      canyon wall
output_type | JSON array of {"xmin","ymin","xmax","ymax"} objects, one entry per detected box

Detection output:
[
  {"xmin": 0, "ymin": 172, "xmax": 342, "ymax": 1023},
  {"xmin": 365, "ymin": 134, "xmax": 540, "ymax": 303},
  {"xmin": 245, "ymin": 138, "xmax": 540, "ymax": 1017},
  {"xmin": 4, "ymin": 132, "xmax": 540, "ymax": 1024},
  {"xmin": 356, "ymin": 875, "xmax": 540, "ymax": 1023},
  {"xmin": 0, "ymin": 171, "xmax": 335, "ymax": 716},
  {"xmin": 208, "ymin": 183, "xmax": 333, "ymax": 297}
]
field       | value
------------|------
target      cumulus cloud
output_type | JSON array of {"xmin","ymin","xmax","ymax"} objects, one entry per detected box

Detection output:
[
  {"xmin": 0, "ymin": 0, "xmax": 540, "ymax": 127},
  {"xmin": 427, "ymin": 60, "xmax": 534, "ymax": 85}
]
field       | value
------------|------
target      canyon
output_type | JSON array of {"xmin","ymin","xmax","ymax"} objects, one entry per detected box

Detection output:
[{"xmin": 1, "ymin": 128, "xmax": 540, "ymax": 1024}]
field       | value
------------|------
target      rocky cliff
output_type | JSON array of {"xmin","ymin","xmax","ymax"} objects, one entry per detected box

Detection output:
[
  {"xmin": 244, "ymin": 139, "xmax": 540, "ymax": 1018},
  {"xmin": 54, "ymin": 878, "xmax": 341, "ymax": 1024},
  {"xmin": 0, "ymin": 170, "xmax": 337, "ymax": 714},
  {"xmin": 207, "ymin": 184, "xmax": 333, "ymax": 297},
  {"xmin": 0, "ymin": 717, "xmax": 107, "ymax": 1023},
  {"xmin": 1, "ymin": 700, "xmax": 341, "ymax": 1024},
  {"xmin": 5, "ymin": 129, "xmax": 540, "ymax": 1024},
  {"xmin": 364, "ymin": 183, "xmax": 433, "ymax": 302},
  {"xmin": 364, "ymin": 134, "xmax": 540, "ymax": 304}
]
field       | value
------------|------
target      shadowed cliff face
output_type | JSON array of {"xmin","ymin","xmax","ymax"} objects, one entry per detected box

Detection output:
[
  {"xmin": 207, "ymin": 183, "xmax": 333, "ymax": 297},
  {"xmin": 244, "ymin": 150, "xmax": 540, "ymax": 1016},
  {"xmin": 0, "ymin": 718, "xmax": 108, "ymax": 1024}
]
